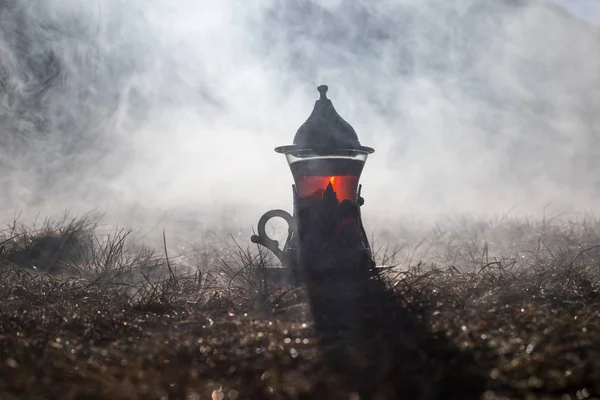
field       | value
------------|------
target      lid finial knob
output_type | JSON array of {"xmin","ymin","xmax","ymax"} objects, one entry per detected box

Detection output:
[{"xmin": 317, "ymin": 85, "xmax": 329, "ymax": 100}]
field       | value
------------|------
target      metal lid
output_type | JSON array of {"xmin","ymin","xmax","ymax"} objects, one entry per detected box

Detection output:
[{"xmin": 275, "ymin": 85, "xmax": 375, "ymax": 154}]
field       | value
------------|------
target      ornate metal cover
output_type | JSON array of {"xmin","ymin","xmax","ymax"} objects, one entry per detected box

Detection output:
[{"xmin": 275, "ymin": 85, "xmax": 375, "ymax": 154}]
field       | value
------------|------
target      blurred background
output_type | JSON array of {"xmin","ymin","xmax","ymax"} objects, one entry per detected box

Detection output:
[{"xmin": 0, "ymin": 0, "xmax": 598, "ymax": 245}]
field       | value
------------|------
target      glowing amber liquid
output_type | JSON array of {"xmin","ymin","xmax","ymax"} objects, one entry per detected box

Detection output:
[{"xmin": 289, "ymin": 159, "xmax": 364, "ymax": 201}]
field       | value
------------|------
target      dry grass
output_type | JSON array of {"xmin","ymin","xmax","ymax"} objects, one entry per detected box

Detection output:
[{"xmin": 0, "ymin": 213, "xmax": 599, "ymax": 399}]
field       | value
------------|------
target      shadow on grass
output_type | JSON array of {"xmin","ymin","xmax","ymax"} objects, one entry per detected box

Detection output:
[{"xmin": 308, "ymin": 274, "xmax": 488, "ymax": 400}]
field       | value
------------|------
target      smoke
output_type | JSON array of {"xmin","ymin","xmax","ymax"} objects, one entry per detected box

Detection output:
[{"xmin": 0, "ymin": 0, "xmax": 598, "ymax": 237}]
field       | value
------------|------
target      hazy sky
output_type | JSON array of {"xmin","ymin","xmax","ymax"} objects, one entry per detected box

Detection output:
[
  {"xmin": 549, "ymin": 0, "xmax": 600, "ymax": 24},
  {"xmin": 0, "ymin": 0, "xmax": 599, "ymax": 236}
]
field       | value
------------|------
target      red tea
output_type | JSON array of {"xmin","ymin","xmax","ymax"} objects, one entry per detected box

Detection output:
[{"xmin": 289, "ymin": 158, "xmax": 365, "ymax": 201}]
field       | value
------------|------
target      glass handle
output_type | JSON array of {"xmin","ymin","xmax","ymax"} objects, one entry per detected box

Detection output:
[{"xmin": 251, "ymin": 209, "xmax": 293, "ymax": 263}]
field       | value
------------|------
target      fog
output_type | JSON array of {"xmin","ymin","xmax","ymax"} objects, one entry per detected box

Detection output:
[{"xmin": 0, "ymin": 0, "xmax": 599, "ymax": 241}]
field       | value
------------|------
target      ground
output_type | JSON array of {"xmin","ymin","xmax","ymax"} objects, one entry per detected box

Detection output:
[{"xmin": 0, "ymin": 214, "xmax": 599, "ymax": 399}]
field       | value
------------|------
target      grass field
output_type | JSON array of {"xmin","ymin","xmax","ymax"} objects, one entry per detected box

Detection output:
[{"xmin": 0, "ymin": 212, "xmax": 599, "ymax": 399}]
